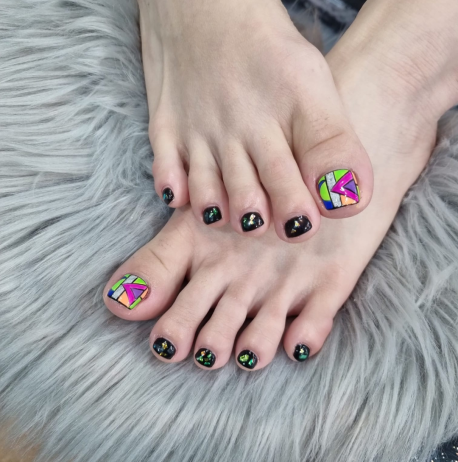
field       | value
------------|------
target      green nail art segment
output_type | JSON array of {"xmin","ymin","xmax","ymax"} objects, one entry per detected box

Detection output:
[
  {"xmin": 162, "ymin": 187, "xmax": 174, "ymax": 205},
  {"xmin": 318, "ymin": 169, "xmax": 360, "ymax": 210},
  {"xmin": 237, "ymin": 350, "xmax": 258, "ymax": 369},
  {"xmin": 203, "ymin": 206, "xmax": 222, "ymax": 225},
  {"xmin": 195, "ymin": 348, "xmax": 216, "ymax": 368},
  {"xmin": 152, "ymin": 337, "xmax": 176, "ymax": 359},
  {"xmin": 107, "ymin": 274, "xmax": 149, "ymax": 310},
  {"xmin": 241, "ymin": 212, "xmax": 264, "ymax": 232},
  {"xmin": 293, "ymin": 344, "xmax": 310, "ymax": 362}
]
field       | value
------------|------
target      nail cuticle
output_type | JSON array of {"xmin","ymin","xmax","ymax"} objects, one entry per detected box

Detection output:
[
  {"xmin": 203, "ymin": 206, "xmax": 222, "ymax": 225},
  {"xmin": 195, "ymin": 348, "xmax": 216, "ymax": 368},
  {"xmin": 237, "ymin": 350, "xmax": 258, "ymax": 369},
  {"xmin": 107, "ymin": 274, "xmax": 149, "ymax": 310},
  {"xmin": 162, "ymin": 187, "xmax": 174, "ymax": 205},
  {"xmin": 318, "ymin": 169, "xmax": 360, "ymax": 210},
  {"xmin": 285, "ymin": 215, "xmax": 312, "ymax": 238},
  {"xmin": 241, "ymin": 212, "xmax": 264, "ymax": 232},
  {"xmin": 293, "ymin": 344, "xmax": 310, "ymax": 362},
  {"xmin": 152, "ymin": 337, "xmax": 176, "ymax": 359}
]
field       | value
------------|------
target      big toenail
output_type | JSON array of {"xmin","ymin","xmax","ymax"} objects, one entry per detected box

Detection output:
[
  {"xmin": 293, "ymin": 344, "xmax": 310, "ymax": 362},
  {"xmin": 203, "ymin": 206, "xmax": 222, "ymax": 225},
  {"xmin": 107, "ymin": 274, "xmax": 149, "ymax": 310},
  {"xmin": 195, "ymin": 348, "xmax": 216, "ymax": 368},
  {"xmin": 162, "ymin": 187, "xmax": 174, "ymax": 205},
  {"xmin": 285, "ymin": 215, "xmax": 312, "ymax": 238},
  {"xmin": 241, "ymin": 212, "xmax": 264, "ymax": 232},
  {"xmin": 152, "ymin": 337, "xmax": 176, "ymax": 359},
  {"xmin": 237, "ymin": 350, "xmax": 258, "ymax": 369},
  {"xmin": 318, "ymin": 169, "xmax": 360, "ymax": 210}
]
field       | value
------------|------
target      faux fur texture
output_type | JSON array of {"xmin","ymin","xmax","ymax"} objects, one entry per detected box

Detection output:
[{"xmin": 1, "ymin": 1, "xmax": 458, "ymax": 461}]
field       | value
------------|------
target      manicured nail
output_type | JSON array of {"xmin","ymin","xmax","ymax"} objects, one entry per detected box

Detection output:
[
  {"xmin": 107, "ymin": 274, "xmax": 149, "ymax": 310},
  {"xmin": 195, "ymin": 348, "xmax": 216, "ymax": 368},
  {"xmin": 318, "ymin": 169, "xmax": 360, "ymax": 210},
  {"xmin": 237, "ymin": 350, "xmax": 258, "ymax": 369},
  {"xmin": 152, "ymin": 337, "xmax": 176, "ymax": 359},
  {"xmin": 285, "ymin": 215, "xmax": 312, "ymax": 238},
  {"xmin": 241, "ymin": 212, "xmax": 264, "ymax": 232},
  {"xmin": 162, "ymin": 187, "xmax": 174, "ymax": 205},
  {"xmin": 293, "ymin": 344, "xmax": 310, "ymax": 362},
  {"xmin": 203, "ymin": 206, "xmax": 222, "ymax": 225}
]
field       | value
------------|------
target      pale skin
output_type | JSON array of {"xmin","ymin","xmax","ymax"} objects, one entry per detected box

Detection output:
[{"xmin": 104, "ymin": 0, "xmax": 458, "ymax": 370}]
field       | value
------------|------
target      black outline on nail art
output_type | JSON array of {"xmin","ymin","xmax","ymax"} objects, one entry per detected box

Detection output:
[
  {"xmin": 203, "ymin": 206, "xmax": 222, "ymax": 225},
  {"xmin": 293, "ymin": 344, "xmax": 310, "ymax": 362},
  {"xmin": 241, "ymin": 212, "xmax": 264, "ymax": 232},
  {"xmin": 152, "ymin": 337, "xmax": 176, "ymax": 360},
  {"xmin": 162, "ymin": 187, "xmax": 174, "ymax": 205},
  {"xmin": 237, "ymin": 350, "xmax": 258, "ymax": 369},
  {"xmin": 284, "ymin": 215, "xmax": 312, "ymax": 238},
  {"xmin": 195, "ymin": 348, "xmax": 216, "ymax": 368}
]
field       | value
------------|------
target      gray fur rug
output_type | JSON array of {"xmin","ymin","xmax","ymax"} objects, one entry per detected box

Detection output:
[{"xmin": 1, "ymin": 1, "xmax": 458, "ymax": 461}]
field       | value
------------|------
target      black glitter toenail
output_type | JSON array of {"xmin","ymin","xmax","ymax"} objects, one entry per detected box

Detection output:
[
  {"xmin": 241, "ymin": 212, "xmax": 264, "ymax": 232},
  {"xmin": 195, "ymin": 348, "xmax": 216, "ymax": 368},
  {"xmin": 237, "ymin": 350, "xmax": 258, "ymax": 369},
  {"xmin": 152, "ymin": 337, "xmax": 176, "ymax": 359},
  {"xmin": 285, "ymin": 215, "xmax": 312, "ymax": 238},
  {"xmin": 203, "ymin": 206, "xmax": 222, "ymax": 225},
  {"xmin": 293, "ymin": 344, "xmax": 310, "ymax": 362},
  {"xmin": 162, "ymin": 188, "xmax": 174, "ymax": 205}
]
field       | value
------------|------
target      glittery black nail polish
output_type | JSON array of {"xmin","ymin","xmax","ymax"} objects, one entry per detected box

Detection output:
[
  {"xmin": 237, "ymin": 350, "xmax": 258, "ymax": 369},
  {"xmin": 203, "ymin": 206, "xmax": 222, "ymax": 225},
  {"xmin": 152, "ymin": 337, "xmax": 176, "ymax": 359},
  {"xmin": 241, "ymin": 212, "xmax": 264, "ymax": 232},
  {"xmin": 285, "ymin": 215, "xmax": 312, "ymax": 238},
  {"xmin": 195, "ymin": 348, "xmax": 216, "ymax": 368},
  {"xmin": 162, "ymin": 188, "xmax": 174, "ymax": 205},
  {"xmin": 293, "ymin": 344, "xmax": 310, "ymax": 362}
]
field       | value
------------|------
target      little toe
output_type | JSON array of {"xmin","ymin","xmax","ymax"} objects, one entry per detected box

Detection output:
[
  {"xmin": 235, "ymin": 301, "xmax": 287, "ymax": 371},
  {"xmin": 149, "ymin": 268, "xmax": 225, "ymax": 363},
  {"xmin": 248, "ymin": 128, "xmax": 320, "ymax": 243},
  {"xmin": 103, "ymin": 213, "xmax": 192, "ymax": 322}
]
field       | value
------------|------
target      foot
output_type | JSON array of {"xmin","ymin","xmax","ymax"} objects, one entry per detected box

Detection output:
[
  {"xmin": 103, "ymin": 0, "xmax": 458, "ymax": 371},
  {"xmin": 139, "ymin": 0, "xmax": 373, "ymax": 243}
]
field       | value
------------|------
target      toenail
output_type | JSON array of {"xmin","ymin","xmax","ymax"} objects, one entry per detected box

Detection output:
[
  {"xmin": 203, "ymin": 206, "xmax": 222, "ymax": 225},
  {"xmin": 162, "ymin": 187, "xmax": 174, "ymax": 205},
  {"xmin": 284, "ymin": 215, "xmax": 312, "ymax": 238},
  {"xmin": 237, "ymin": 350, "xmax": 258, "ymax": 369},
  {"xmin": 152, "ymin": 337, "xmax": 176, "ymax": 359},
  {"xmin": 318, "ymin": 169, "xmax": 360, "ymax": 210},
  {"xmin": 293, "ymin": 344, "xmax": 310, "ymax": 362},
  {"xmin": 107, "ymin": 274, "xmax": 149, "ymax": 310},
  {"xmin": 241, "ymin": 212, "xmax": 264, "ymax": 232},
  {"xmin": 195, "ymin": 348, "xmax": 216, "ymax": 368}
]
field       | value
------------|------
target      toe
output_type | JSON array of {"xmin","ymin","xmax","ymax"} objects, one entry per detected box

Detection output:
[
  {"xmin": 235, "ymin": 301, "xmax": 287, "ymax": 371},
  {"xmin": 151, "ymin": 131, "xmax": 190, "ymax": 208},
  {"xmin": 103, "ymin": 212, "xmax": 192, "ymax": 321},
  {"xmin": 220, "ymin": 143, "xmax": 270, "ymax": 236},
  {"xmin": 149, "ymin": 268, "xmax": 225, "ymax": 362},
  {"xmin": 248, "ymin": 127, "xmax": 321, "ymax": 243},
  {"xmin": 188, "ymin": 138, "xmax": 229, "ymax": 228}
]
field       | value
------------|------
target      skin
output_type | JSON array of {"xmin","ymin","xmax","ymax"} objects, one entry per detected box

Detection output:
[{"xmin": 104, "ymin": 0, "xmax": 458, "ymax": 371}]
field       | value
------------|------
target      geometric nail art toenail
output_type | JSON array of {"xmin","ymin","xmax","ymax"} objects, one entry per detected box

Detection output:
[
  {"xmin": 203, "ymin": 206, "xmax": 222, "ymax": 225},
  {"xmin": 195, "ymin": 348, "xmax": 216, "ymax": 368},
  {"xmin": 237, "ymin": 350, "xmax": 258, "ymax": 369},
  {"xmin": 152, "ymin": 337, "xmax": 176, "ymax": 359},
  {"xmin": 318, "ymin": 169, "xmax": 360, "ymax": 210},
  {"xmin": 293, "ymin": 344, "xmax": 310, "ymax": 362},
  {"xmin": 162, "ymin": 187, "xmax": 174, "ymax": 205},
  {"xmin": 241, "ymin": 212, "xmax": 264, "ymax": 232},
  {"xmin": 107, "ymin": 274, "xmax": 149, "ymax": 310},
  {"xmin": 284, "ymin": 215, "xmax": 312, "ymax": 238}
]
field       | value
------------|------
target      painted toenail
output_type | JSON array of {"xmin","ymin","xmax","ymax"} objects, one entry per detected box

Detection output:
[
  {"xmin": 241, "ymin": 212, "xmax": 264, "ymax": 232},
  {"xmin": 284, "ymin": 215, "xmax": 312, "ymax": 238},
  {"xmin": 318, "ymin": 169, "xmax": 360, "ymax": 210},
  {"xmin": 162, "ymin": 187, "xmax": 174, "ymax": 205},
  {"xmin": 237, "ymin": 350, "xmax": 258, "ymax": 369},
  {"xmin": 195, "ymin": 348, "xmax": 216, "ymax": 368},
  {"xmin": 107, "ymin": 274, "xmax": 149, "ymax": 310},
  {"xmin": 203, "ymin": 206, "xmax": 222, "ymax": 225},
  {"xmin": 152, "ymin": 337, "xmax": 176, "ymax": 359},
  {"xmin": 293, "ymin": 344, "xmax": 310, "ymax": 362}
]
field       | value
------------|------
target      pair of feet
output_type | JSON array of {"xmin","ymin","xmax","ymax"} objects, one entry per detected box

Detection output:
[{"xmin": 103, "ymin": 0, "xmax": 458, "ymax": 371}]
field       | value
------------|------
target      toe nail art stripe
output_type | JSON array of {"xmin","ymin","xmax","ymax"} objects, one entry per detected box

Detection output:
[
  {"xmin": 285, "ymin": 215, "xmax": 312, "ymax": 238},
  {"xmin": 203, "ymin": 206, "xmax": 222, "ymax": 225},
  {"xmin": 294, "ymin": 344, "xmax": 310, "ymax": 362},
  {"xmin": 195, "ymin": 348, "xmax": 216, "ymax": 368},
  {"xmin": 237, "ymin": 350, "xmax": 258, "ymax": 369},
  {"xmin": 162, "ymin": 187, "xmax": 174, "ymax": 205},
  {"xmin": 241, "ymin": 212, "xmax": 264, "ymax": 232},
  {"xmin": 152, "ymin": 337, "xmax": 176, "ymax": 359},
  {"xmin": 318, "ymin": 169, "xmax": 360, "ymax": 210},
  {"xmin": 108, "ymin": 274, "xmax": 149, "ymax": 310}
]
